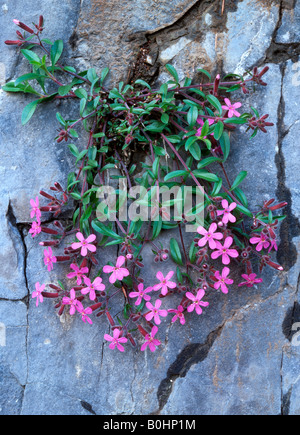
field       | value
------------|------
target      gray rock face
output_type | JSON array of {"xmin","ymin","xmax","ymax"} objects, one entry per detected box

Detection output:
[
  {"xmin": 277, "ymin": 0, "xmax": 300, "ymax": 43},
  {"xmin": 0, "ymin": 0, "xmax": 300, "ymax": 416}
]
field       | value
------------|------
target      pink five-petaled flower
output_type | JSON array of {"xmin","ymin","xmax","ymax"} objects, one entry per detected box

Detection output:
[
  {"xmin": 81, "ymin": 276, "xmax": 106, "ymax": 301},
  {"xmin": 214, "ymin": 267, "xmax": 234, "ymax": 294},
  {"xmin": 67, "ymin": 263, "xmax": 89, "ymax": 285},
  {"xmin": 71, "ymin": 232, "xmax": 97, "ymax": 257},
  {"xmin": 104, "ymin": 329, "xmax": 128, "ymax": 352},
  {"xmin": 145, "ymin": 299, "xmax": 168, "ymax": 325},
  {"xmin": 222, "ymin": 98, "xmax": 242, "ymax": 118},
  {"xmin": 211, "ymin": 237, "xmax": 239, "ymax": 265},
  {"xmin": 186, "ymin": 289, "xmax": 209, "ymax": 315},
  {"xmin": 168, "ymin": 305, "xmax": 186, "ymax": 325},
  {"xmin": 238, "ymin": 273, "xmax": 263, "ymax": 288},
  {"xmin": 197, "ymin": 223, "xmax": 223, "ymax": 250},
  {"xmin": 32, "ymin": 282, "xmax": 45, "ymax": 307},
  {"xmin": 250, "ymin": 234, "xmax": 270, "ymax": 252},
  {"xmin": 129, "ymin": 283, "xmax": 153, "ymax": 306},
  {"xmin": 29, "ymin": 220, "xmax": 41, "ymax": 238},
  {"xmin": 217, "ymin": 200, "xmax": 237, "ymax": 225},
  {"xmin": 103, "ymin": 256, "xmax": 130, "ymax": 284},
  {"xmin": 153, "ymin": 271, "xmax": 177, "ymax": 296},
  {"xmin": 63, "ymin": 289, "xmax": 80, "ymax": 315},
  {"xmin": 141, "ymin": 326, "xmax": 161, "ymax": 352},
  {"xmin": 196, "ymin": 118, "xmax": 215, "ymax": 138},
  {"xmin": 76, "ymin": 303, "xmax": 93, "ymax": 325},
  {"xmin": 44, "ymin": 247, "xmax": 57, "ymax": 271},
  {"xmin": 30, "ymin": 196, "xmax": 41, "ymax": 220}
]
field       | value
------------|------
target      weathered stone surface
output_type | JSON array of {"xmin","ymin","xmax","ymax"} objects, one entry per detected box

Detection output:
[
  {"xmin": 277, "ymin": 0, "xmax": 300, "ymax": 44},
  {"xmin": 161, "ymin": 288, "xmax": 294, "ymax": 416},
  {"xmin": 223, "ymin": 0, "xmax": 280, "ymax": 74},
  {"xmin": 0, "ymin": 300, "xmax": 27, "ymax": 415}
]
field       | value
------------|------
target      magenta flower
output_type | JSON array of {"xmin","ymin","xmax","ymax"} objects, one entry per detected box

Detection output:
[
  {"xmin": 81, "ymin": 276, "xmax": 106, "ymax": 301},
  {"xmin": 63, "ymin": 289, "xmax": 80, "ymax": 315},
  {"xmin": 77, "ymin": 305, "xmax": 93, "ymax": 325},
  {"xmin": 104, "ymin": 329, "xmax": 128, "ymax": 352},
  {"xmin": 29, "ymin": 220, "xmax": 41, "ymax": 238},
  {"xmin": 141, "ymin": 326, "xmax": 161, "ymax": 352},
  {"xmin": 44, "ymin": 247, "xmax": 57, "ymax": 271},
  {"xmin": 145, "ymin": 299, "xmax": 168, "ymax": 325},
  {"xmin": 250, "ymin": 234, "xmax": 270, "ymax": 252},
  {"xmin": 238, "ymin": 273, "xmax": 263, "ymax": 288},
  {"xmin": 129, "ymin": 283, "xmax": 152, "ymax": 306},
  {"xmin": 71, "ymin": 232, "xmax": 97, "ymax": 257},
  {"xmin": 196, "ymin": 118, "xmax": 214, "ymax": 138},
  {"xmin": 217, "ymin": 200, "xmax": 237, "ymax": 225},
  {"xmin": 186, "ymin": 289, "xmax": 209, "ymax": 315},
  {"xmin": 103, "ymin": 256, "xmax": 130, "ymax": 284},
  {"xmin": 168, "ymin": 305, "xmax": 186, "ymax": 325},
  {"xmin": 268, "ymin": 239, "xmax": 278, "ymax": 253},
  {"xmin": 214, "ymin": 267, "xmax": 234, "ymax": 294},
  {"xmin": 197, "ymin": 223, "xmax": 223, "ymax": 250},
  {"xmin": 30, "ymin": 196, "xmax": 41, "ymax": 220},
  {"xmin": 67, "ymin": 263, "xmax": 89, "ymax": 285},
  {"xmin": 211, "ymin": 237, "xmax": 239, "ymax": 265},
  {"xmin": 222, "ymin": 98, "xmax": 242, "ymax": 118},
  {"xmin": 32, "ymin": 282, "xmax": 45, "ymax": 307},
  {"xmin": 153, "ymin": 271, "xmax": 177, "ymax": 296}
]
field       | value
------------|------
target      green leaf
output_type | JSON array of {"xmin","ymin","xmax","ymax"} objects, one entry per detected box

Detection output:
[
  {"xmin": 189, "ymin": 142, "xmax": 201, "ymax": 160},
  {"xmin": 224, "ymin": 117, "xmax": 248, "ymax": 125},
  {"xmin": 164, "ymin": 170, "xmax": 189, "ymax": 182},
  {"xmin": 15, "ymin": 73, "xmax": 42, "ymax": 86},
  {"xmin": 230, "ymin": 171, "xmax": 248, "ymax": 191},
  {"xmin": 192, "ymin": 170, "xmax": 219, "ymax": 183},
  {"xmin": 219, "ymin": 131, "xmax": 231, "ymax": 162},
  {"xmin": 165, "ymin": 64, "xmax": 179, "ymax": 83},
  {"xmin": 135, "ymin": 79, "xmax": 151, "ymax": 90},
  {"xmin": 50, "ymin": 40, "xmax": 64, "ymax": 66},
  {"xmin": 197, "ymin": 69, "xmax": 212, "ymax": 81},
  {"xmin": 68, "ymin": 143, "xmax": 79, "ymax": 157},
  {"xmin": 21, "ymin": 100, "xmax": 39, "ymax": 125},
  {"xmin": 75, "ymin": 88, "xmax": 88, "ymax": 100},
  {"xmin": 21, "ymin": 49, "xmax": 41, "ymax": 66},
  {"xmin": 92, "ymin": 220, "xmax": 120, "ymax": 239},
  {"xmin": 197, "ymin": 156, "xmax": 222, "ymax": 168},
  {"xmin": 170, "ymin": 238, "xmax": 184, "ymax": 266},
  {"xmin": 206, "ymin": 95, "xmax": 223, "ymax": 115},
  {"xmin": 214, "ymin": 121, "xmax": 224, "ymax": 140},
  {"xmin": 187, "ymin": 106, "xmax": 198, "ymax": 127},
  {"xmin": 152, "ymin": 218, "xmax": 163, "ymax": 240},
  {"xmin": 58, "ymin": 84, "xmax": 73, "ymax": 96},
  {"xmin": 236, "ymin": 204, "xmax": 253, "ymax": 218}
]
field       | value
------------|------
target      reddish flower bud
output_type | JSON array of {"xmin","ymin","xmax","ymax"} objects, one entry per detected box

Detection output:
[
  {"xmin": 42, "ymin": 292, "xmax": 59, "ymax": 299},
  {"xmin": 90, "ymin": 303, "xmax": 102, "ymax": 312},
  {"xmin": 138, "ymin": 325, "xmax": 148, "ymax": 337},
  {"xmin": 5, "ymin": 40, "xmax": 24, "ymax": 46},
  {"xmin": 105, "ymin": 311, "xmax": 115, "ymax": 326},
  {"xmin": 13, "ymin": 19, "xmax": 35, "ymax": 34},
  {"xmin": 39, "ymin": 241, "xmax": 60, "ymax": 247},
  {"xmin": 56, "ymin": 256, "xmax": 71, "ymax": 262},
  {"xmin": 49, "ymin": 284, "xmax": 61, "ymax": 291},
  {"xmin": 41, "ymin": 227, "xmax": 59, "ymax": 235}
]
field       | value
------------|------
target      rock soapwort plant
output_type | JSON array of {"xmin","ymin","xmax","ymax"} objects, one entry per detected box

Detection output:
[{"xmin": 4, "ymin": 17, "xmax": 287, "ymax": 353}]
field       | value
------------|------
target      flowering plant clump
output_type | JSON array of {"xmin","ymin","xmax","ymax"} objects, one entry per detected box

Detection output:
[{"xmin": 4, "ymin": 17, "xmax": 287, "ymax": 353}]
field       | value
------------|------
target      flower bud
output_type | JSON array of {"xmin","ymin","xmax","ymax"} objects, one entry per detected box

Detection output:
[{"xmin": 13, "ymin": 19, "xmax": 35, "ymax": 34}]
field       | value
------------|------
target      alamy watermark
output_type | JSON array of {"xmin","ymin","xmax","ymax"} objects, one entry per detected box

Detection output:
[{"xmin": 95, "ymin": 179, "xmax": 205, "ymax": 233}]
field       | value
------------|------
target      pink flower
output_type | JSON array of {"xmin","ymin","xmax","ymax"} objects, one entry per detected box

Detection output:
[
  {"xmin": 222, "ymin": 98, "xmax": 242, "ymax": 118},
  {"xmin": 30, "ymin": 197, "xmax": 41, "ymax": 220},
  {"xmin": 32, "ymin": 282, "xmax": 45, "ymax": 307},
  {"xmin": 186, "ymin": 289, "xmax": 209, "ymax": 315},
  {"xmin": 238, "ymin": 273, "xmax": 263, "ymax": 288},
  {"xmin": 268, "ymin": 239, "xmax": 278, "ymax": 253},
  {"xmin": 145, "ymin": 299, "xmax": 168, "ymax": 325},
  {"xmin": 67, "ymin": 263, "xmax": 89, "ymax": 285},
  {"xmin": 250, "ymin": 234, "xmax": 270, "ymax": 252},
  {"xmin": 153, "ymin": 271, "xmax": 177, "ymax": 296},
  {"xmin": 81, "ymin": 276, "xmax": 105, "ymax": 301},
  {"xmin": 217, "ymin": 200, "xmax": 237, "ymax": 225},
  {"xmin": 77, "ymin": 304, "xmax": 93, "ymax": 325},
  {"xmin": 63, "ymin": 289, "xmax": 80, "ymax": 315},
  {"xmin": 168, "ymin": 305, "xmax": 186, "ymax": 325},
  {"xmin": 129, "ymin": 283, "xmax": 152, "ymax": 306},
  {"xmin": 104, "ymin": 329, "xmax": 128, "ymax": 352},
  {"xmin": 29, "ymin": 220, "xmax": 41, "ymax": 238},
  {"xmin": 103, "ymin": 256, "xmax": 130, "ymax": 284},
  {"xmin": 214, "ymin": 267, "xmax": 234, "ymax": 294},
  {"xmin": 211, "ymin": 237, "xmax": 239, "ymax": 265},
  {"xmin": 141, "ymin": 326, "xmax": 161, "ymax": 352},
  {"xmin": 197, "ymin": 223, "xmax": 223, "ymax": 250},
  {"xmin": 71, "ymin": 232, "xmax": 97, "ymax": 257},
  {"xmin": 44, "ymin": 247, "xmax": 57, "ymax": 271},
  {"xmin": 196, "ymin": 118, "xmax": 215, "ymax": 138}
]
